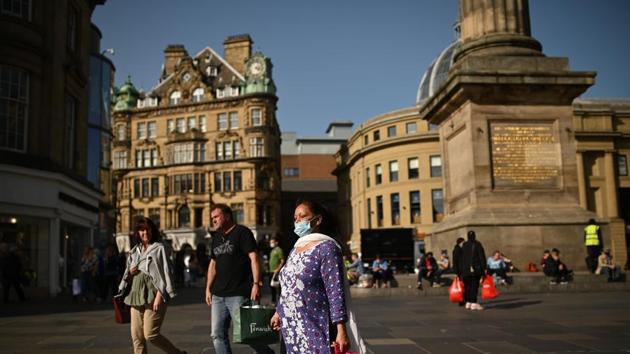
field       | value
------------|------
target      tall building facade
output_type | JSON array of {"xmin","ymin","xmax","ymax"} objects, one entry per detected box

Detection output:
[
  {"xmin": 280, "ymin": 122, "xmax": 352, "ymax": 248},
  {"xmin": 0, "ymin": 0, "xmax": 108, "ymax": 297},
  {"xmin": 112, "ymin": 35, "xmax": 281, "ymax": 251}
]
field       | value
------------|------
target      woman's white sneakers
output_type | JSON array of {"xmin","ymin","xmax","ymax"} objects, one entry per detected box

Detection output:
[{"xmin": 465, "ymin": 302, "xmax": 484, "ymax": 310}]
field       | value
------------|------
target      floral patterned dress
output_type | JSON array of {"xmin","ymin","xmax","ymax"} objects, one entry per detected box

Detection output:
[{"xmin": 277, "ymin": 240, "xmax": 347, "ymax": 354}]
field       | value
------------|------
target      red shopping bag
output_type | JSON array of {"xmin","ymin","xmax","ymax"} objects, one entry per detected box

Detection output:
[
  {"xmin": 481, "ymin": 275, "xmax": 499, "ymax": 299},
  {"xmin": 113, "ymin": 296, "xmax": 130, "ymax": 324},
  {"xmin": 449, "ymin": 276, "xmax": 464, "ymax": 303},
  {"xmin": 333, "ymin": 342, "xmax": 359, "ymax": 354}
]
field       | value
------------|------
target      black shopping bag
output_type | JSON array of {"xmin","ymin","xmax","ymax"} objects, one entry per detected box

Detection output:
[{"xmin": 233, "ymin": 303, "xmax": 278, "ymax": 345}]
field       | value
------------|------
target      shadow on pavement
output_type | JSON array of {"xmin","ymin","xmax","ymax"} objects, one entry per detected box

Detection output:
[{"xmin": 487, "ymin": 300, "xmax": 542, "ymax": 309}]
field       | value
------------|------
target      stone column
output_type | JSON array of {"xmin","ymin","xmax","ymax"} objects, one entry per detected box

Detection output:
[
  {"xmin": 604, "ymin": 151, "xmax": 619, "ymax": 217},
  {"xmin": 576, "ymin": 152, "xmax": 588, "ymax": 209},
  {"xmin": 456, "ymin": 0, "xmax": 542, "ymax": 61}
]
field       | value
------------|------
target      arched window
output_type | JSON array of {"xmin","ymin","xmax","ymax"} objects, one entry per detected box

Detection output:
[
  {"xmin": 178, "ymin": 205, "xmax": 190, "ymax": 228},
  {"xmin": 192, "ymin": 88, "xmax": 204, "ymax": 102},
  {"xmin": 169, "ymin": 91, "xmax": 181, "ymax": 105}
]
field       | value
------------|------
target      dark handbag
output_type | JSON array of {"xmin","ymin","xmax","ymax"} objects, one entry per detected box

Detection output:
[
  {"xmin": 113, "ymin": 277, "xmax": 132, "ymax": 324},
  {"xmin": 113, "ymin": 295, "xmax": 131, "ymax": 324}
]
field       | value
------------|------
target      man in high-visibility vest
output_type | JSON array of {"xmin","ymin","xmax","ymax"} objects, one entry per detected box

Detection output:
[{"xmin": 584, "ymin": 219, "xmax": 602, "ymax": 273}]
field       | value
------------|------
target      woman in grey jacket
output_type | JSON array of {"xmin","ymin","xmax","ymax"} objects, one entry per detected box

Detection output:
[{"xmin": 118, "ymin": 217, "xmax": 185, "ymax": 354}]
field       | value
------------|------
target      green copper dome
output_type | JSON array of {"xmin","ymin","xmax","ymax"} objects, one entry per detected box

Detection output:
[{"xmin": 114, "ymin": 76, "xmax": 140, "ymax": 111}]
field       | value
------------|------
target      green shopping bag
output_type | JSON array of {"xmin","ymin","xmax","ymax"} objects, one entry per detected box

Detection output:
[{"xmin": 233, "ymin": 303, "xmax": 279, "ymax": 345}]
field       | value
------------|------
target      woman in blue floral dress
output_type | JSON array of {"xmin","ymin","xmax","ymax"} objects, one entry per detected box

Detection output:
[{"xmin": 270, "ymin": 200, "xmax": 350, "ymax": 354}]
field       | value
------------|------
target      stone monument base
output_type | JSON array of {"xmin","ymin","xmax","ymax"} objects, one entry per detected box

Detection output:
[{"xmin": 426, "ymin": 206, "xmax": 604, "ymax": 271}]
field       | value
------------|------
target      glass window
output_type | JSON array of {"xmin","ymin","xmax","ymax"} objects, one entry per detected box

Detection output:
[
  {"xmin": 224, "ymin": 141, "xmax": 232, "ymax": 160},
  {"xmin": 408, "ymin": 158, "xmax": 419, "ymax": 179},
  {"xmin": 134, "ymin": 178, "xmax": 140, "ymax": 198},
  {"xmin": 135, "ymin": 150, "xmax": 142, "ymax": 168},
  {"xmin": 376, "ymin": 196, "xmax": 383, "ymax": 227},
  {"xmin": 214, "ymin": 172, "xmax": 221, "ymax": 192},
  {"xmin": 64, "ymin": 95, "xmax": 76, "ymax": 168},
  {"xmin": 142, "ymin": 178, "xmax": 149, "ymax": 197},
  {"xmin": 233, "ymin": 171, "xmax": 242, "ymax": 191},
  {"xmin": 233, "ymin": 140, "xmax": 240, "ymax": 158},
  {"xmin": 215, "ymin": 142, "xmax": 223, "ymax": 160},
  {"xmin": 430, "ymin": 155, "xmax": 442, "ymax": 177},
  {"xmin": 137, "ymin": 122, "xmax": 146, "ymax": 139},
  {"xmin": 114, "ymin": 151, "xmax": 127, "ymax": 169},
  {"xmin": 429, "ymin": 123, "xmax": 439, "ymax": 131},
  {"xmin": 223, "ymin": 171, "xmax": 232, "ymax": 192},
  {"xmin": 387, "ymin": 126, "xmax": 396, "ymax": 137},
  {"xmin": 364, "ymin": 135, "xmax": 368, "ymax": 145},
  {"xmin": 1, "ymin": 0, "xmax": 31, "ymax": 20},
  {"xmin": 194, "ymin": 143, "xmax": 205, "ymax": 162},
  {"xmin": 178, "ymin": 206, "xmax": 190, "ymax": 228},
  {"xmin": 147, "ymin": 121, "xmax": 156, "ymax": 138},
  {"xmin": 143, "ymin": 149, "xmax": 151, "ymax": 167},
  {"xmin": 231, "ymin": 203, "xmax": 244, "ymax": 224},
  {"xmin": 169, "ymin": 91, "xmax": 181, "ymax": 105},
  {"xmin": 390, "ymin": 193, "xmax": 400, "ymax": 225},
  {"xmin": 192, "ymin": 88, "xmax": 204, "ymax": 102},
  {"xmin": 365, "ymin": 167, "xmax": 370, "ymax": 187},
  {"xmin": 218, "ymin": 113, "xmax": 227, "ymax": 130},
  {"xmin": 375, "ymin": 164, "xmax": 382, "ymax": 185},
  {"xmin": 410, "ymin": 191, "xmax": 421, "ymax": 224},
  {"xmin": 151, "ymin": 177, "xmax": 159, "ymax": 196},
  {"xmin": 406, "ymin": 122, "xmax": 417, "ymax": 134},
  {"xmin": 216, "ymin": 88, "xmax": 225, "ymax": 98},
  {"xmin": 432, "ymin": 189, "xmax": 444, "ymax": 222},
  {"xmin": 187, "ymin": 116, "xmax": 196, "ymax": 131},
  {"xmin": 366, "ymin": 198, "xmax": 372, "ymax": 228},
  {"xmin": 250, "ymin": 137, "xmax": 264, "ymax": 157},
  {"xmin": 150, "ymin": 148, "xmax": 158, "ymax": 166},
  {"xmin": 117, "ymin": 125, "xmax": 125, "ymax": 141},
  {"xmin": 167, "ymin": 119, "xmax": 174, "ymax": 133},
  {"xmin": 199, "ymin": 115, "xmax": 206, "ymax": 132},
  {"xmin": 176, "ymin": 118, "xmax": 185, "ymax": 133},
  {"xmin": 229, "ymin": 112, "xmax": 238, "ymax": 129},
  {"xmin": 0, "ymin": 65, "xmax": 29, "ymax": 152},
  {"xmin": 284, "ymin": 168, "xmax": 299, "ymax": 177},
  {"xmin": 373, "ymin": 130, "xmax": 380, "ymax": 142},
  {"xmin": 251, "ymin": 108, "xmax": 262, "ymax": 126},
  {"xmin": 618, "ymin": 155, "xmax": 628, "ymax": 176},
  {"xmin": 389, "ymin": 160, "xmax": 398, "ymax": 182}
]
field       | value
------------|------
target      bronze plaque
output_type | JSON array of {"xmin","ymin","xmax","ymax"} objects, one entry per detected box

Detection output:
[{"xmin": 490, "ymin": 122, "xmax": 561, "ymax": 189}]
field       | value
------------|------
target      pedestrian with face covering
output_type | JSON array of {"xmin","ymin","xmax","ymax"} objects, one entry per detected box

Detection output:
[
  {"xmin": 459, "ymin": 231, "xmax": 486, "ymax": 310},
  {"xmin": 270, "ymin": 199, "xmax": 355, "ymax": 354}
]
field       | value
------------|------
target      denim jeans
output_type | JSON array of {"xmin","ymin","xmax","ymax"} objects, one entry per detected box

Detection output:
[{"xmin": 211, "ymin": 295, "xmax": 273, "ymax": 354}]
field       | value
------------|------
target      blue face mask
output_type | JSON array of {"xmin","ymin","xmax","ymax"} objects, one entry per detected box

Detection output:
[{"xmin": 294, "ymin": 217, "xmax": 316, "ymax": 238}]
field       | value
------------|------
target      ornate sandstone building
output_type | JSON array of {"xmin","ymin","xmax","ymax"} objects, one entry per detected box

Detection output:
[
  {"xmin": 111, "ymin": 35, "xmax": 281, "ymax": 250},
  {"xmin": 336, "ymin": 1, "xmax": 629, "ymax": 269}
]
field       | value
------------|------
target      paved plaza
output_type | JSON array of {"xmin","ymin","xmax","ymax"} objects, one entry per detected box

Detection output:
[{"xmin": 1, "ymin": 287, "xmax": 629, "ymax": 353}]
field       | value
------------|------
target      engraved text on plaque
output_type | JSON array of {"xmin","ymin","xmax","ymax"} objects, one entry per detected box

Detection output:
[{"xmin": 490, "ymin": 122, "xmax": 561, "ymax": 189}]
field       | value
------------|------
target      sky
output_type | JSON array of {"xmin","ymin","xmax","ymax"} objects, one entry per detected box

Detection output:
[{"xmin": 93, "ymin": 0, "xmax": 630, "ymax": 137}]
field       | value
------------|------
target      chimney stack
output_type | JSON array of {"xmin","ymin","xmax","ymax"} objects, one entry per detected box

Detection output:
[
  {"xmin": 163, "ymin": 44, "xmax": 188, "ymax": 78},
  {"xmin": 223, "ymin": 34, "xmax": 252, "ymax": 75}
]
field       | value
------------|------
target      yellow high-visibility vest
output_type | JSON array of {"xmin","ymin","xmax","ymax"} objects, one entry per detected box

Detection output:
[{"xmin": 584, "ymin": 224, "xmax": 600, "ymax": 246}]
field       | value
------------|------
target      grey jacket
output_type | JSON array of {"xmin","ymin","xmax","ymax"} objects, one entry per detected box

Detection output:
[{"xmin": 117, "ymin": 242, "xmax": 176, "ymax": 302}]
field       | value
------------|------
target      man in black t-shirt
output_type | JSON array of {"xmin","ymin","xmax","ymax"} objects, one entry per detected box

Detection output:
[{"xmin": 205, "ymin": 204, "xmax": 271, "ymax": 353}]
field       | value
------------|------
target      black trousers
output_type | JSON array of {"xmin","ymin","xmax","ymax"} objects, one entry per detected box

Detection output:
[
  {"xmin": 587, "ymin": 246, "xmax": 601, "ymax": 273},
  {"xmin": 2, "ymin": 277, "xmax": 26, "ymax": 303},
  {"xmin": 463, "ymin": 275, "xmax": 481, "ymax": 303}
]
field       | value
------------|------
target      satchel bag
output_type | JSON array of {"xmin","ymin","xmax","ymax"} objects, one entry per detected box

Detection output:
[
  {"xmin": 448, "ymin": 276, "xmax": 465, "ymax": 303},
  {"xmin": 481, "ymin": 274, "xmax": 499, "ymax": 299},
  {"xmin": 233, "ymin": 302, "xmax": 279, "ymax": 345}
]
